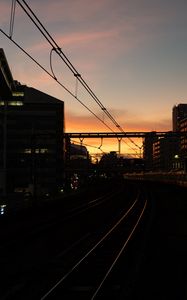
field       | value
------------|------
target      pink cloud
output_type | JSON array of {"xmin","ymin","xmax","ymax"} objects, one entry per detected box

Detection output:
[
  {"xmin": 0, "ymin": 1, "xmax": 11, "ymax": 23},
  {"xmin": 58, "ymin": 30, "xmax": 116, "ymax": 47},
  {"xmin": 27, "ymin": 29, "xmax": 117, "ymax": 53},
  {"xmin": 0, "ymin": 1, "xmax": 25, "ymax": 25},
  {"xmin": 32, "ymin": 0, "xmax": 109, "ymax": 24}
]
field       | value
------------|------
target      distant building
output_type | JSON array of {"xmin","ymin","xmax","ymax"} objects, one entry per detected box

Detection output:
[
  {"xmin": 153, "ymin": 135, "xmax": 180, "ymax": 171},
  {"xmin": 0, "ymin": 49, "xmax": 65, "ymax": 198},
  {"xmin": 143, "ymin": 132, "xmax": 158, "ymax": 171},
  {"xmin": 98, "ymin": 151, "xmax": 145, "ymax": 174},
  {"xmin": 143, "ymin": 104, "xmax": 187, "ymax": 172},
  {"xmin": 65, "ymin": 142, "xmax": 91, "ymax": 189},
  {"xmin": 179, "ymin": 117, "xmax": 187, "ymax": 154},
  {"xmin": 69, "ymin": 143, "xmax": 89, "ymax": 160},
  {"xmin": 172, "ymin": 104, "xmax": 187, "ymax": 132},
  {"xmin": 178, "ymin": 117, "xmax": 187, "ymax": 170},
  {"xmin": 172, "ymin": 104, "xmax": 187, "ymax": 170}
]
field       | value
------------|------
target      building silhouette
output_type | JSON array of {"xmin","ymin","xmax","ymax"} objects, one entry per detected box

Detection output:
[
  {"xmin": 172, "ymin": 104, "xmax": 187, "ymax": 170},
  {"xmin": 172, "ymin": 104, "xmax": 187, "ymax": 132},
  {"xmin": 179, "ymin": 117, "xmax": 187, "ymax": 159},
  {"xmin": 143, "ymin": 132, "xmax": 158, "ymax": 171},
  {"xmin": 152, "ymin": 134, "xmax": 179, "ymax": 171},
  {"xmin": 143, "ymin": 104, "xmax": 187, "ymax": 172},
  {"xmin": 0, "ymin": 49, "xmax": 65, "ymax": 199}
]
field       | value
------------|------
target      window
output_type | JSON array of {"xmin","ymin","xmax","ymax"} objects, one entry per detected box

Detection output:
[
  {"xmin": 8, "ymin": 101, "xmax": 24, "ymax": 106},
  {"xmin": 0, "ymin": 100, "xmax": 24, "ymax": 106},
  {"xmin": 24, "ymin": 149, "xmax": 31, "ymax": 154},
  {"xmin": 12, "ymin": 91, "xmax": 24, "ymax": 97}
]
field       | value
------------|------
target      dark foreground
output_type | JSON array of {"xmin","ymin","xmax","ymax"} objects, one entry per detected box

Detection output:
[
  {"xmin": 131, "ymin": 181, "xmax": 187, "ymax": 300},
  {"xmin": 0, "ymin": 179, "xmax": 187, "ymax": 299}
]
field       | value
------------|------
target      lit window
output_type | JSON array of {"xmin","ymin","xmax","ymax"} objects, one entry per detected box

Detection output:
[
  {"xmin": 8, "ymin": 101, "xmax": 23, "ymax": 106},
  {"xmin": 24, "ymin": 149, "xmax": 31, "ymax": 154},
  {"xmin": 12, "ymin": 91, "xmax": 24, "ymax": 97},
  {"xmin": 24, "ymin": 148, "xmax": 48, "ymax": 154},
  {"xmin": 0, "ymin": 101, "xmax": 5, "ymax": 106},
  {"xmin": 40, "ymin": 148, "xmax": 48, "ymax": 153}
]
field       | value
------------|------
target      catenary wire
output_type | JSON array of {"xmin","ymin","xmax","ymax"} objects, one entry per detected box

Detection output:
[
  {"xmin": 9, "ymin": 0, "xmax": 16, "ymax": 38},
  {"xmin": 0, "ymin": 28, "xmax": 116, "ymax": 133},
  {"xmin": 9, "ymin": 0, "xmax": 141, "ymax": 152},
  {"xmin": 16, "ymin": 0, "xmax": 122, "ymax": 125},
  {"xmin": 2, "ymin": 0, "xmax": 142, "ymax": 154},
  {"xmin": 71, "ymin": 139, "xmax": 106, "ymax": 154},
  {"xmin": 15, "ymin": 0, "xmax": 141, "ymax": 152},
  {"xmin": 0, "ymin": 28, "xmax": 140, "ymax": 154}
]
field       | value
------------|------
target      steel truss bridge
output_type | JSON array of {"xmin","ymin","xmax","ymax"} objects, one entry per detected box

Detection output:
[
  {"xmin": 64, "ymin": 131, "xmax": 185, "ymax": 139},
  {"xmin": 64, "ymin": 131, "xmax": 187, "ymax": 156}
]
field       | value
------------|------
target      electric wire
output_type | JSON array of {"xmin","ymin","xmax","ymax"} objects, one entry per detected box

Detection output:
[
  {"xmin": 16, "ymin": 0, "xmax": 118, "ymax": 122},
  {"xmin": 49, "ymin": 48, "xmax": 57, "ymax": 81},
  {"xmin": 71, "ymin": 139, "xmax": 106, "ymax": 154},
  {"xmin": 3, "ymin": 0, "xmax": 142, "ymax": 154},
  {"xmin": 16, "ymin": 0, "xmax": 79, "ymax": 75},
  {"xmin": 15, "ymin": 0, "xmax": 141, "ymax": 152},
  {"xmin": 1, "ymin": 27, "xmax": 141, "ymax": 156},
  {"xmin": 9, "ymin": 0, "xmax": 16, "ymax": 38},
  {"xmin": 0, "ymin": 28, "xmax": 115, "ymax": 133},
  {"xmin": 16, "ymin": 0, "xmax": 118, "ymax": 123}
]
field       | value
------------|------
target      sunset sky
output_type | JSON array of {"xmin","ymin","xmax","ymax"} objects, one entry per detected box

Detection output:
[{"xmin": 1, "ymin": 0, "xmax": 187, "ymax": 155}]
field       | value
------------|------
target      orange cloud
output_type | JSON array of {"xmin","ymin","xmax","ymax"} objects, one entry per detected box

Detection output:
[
  {"xmin": 65, "ymin": 111, "xmax": 109, "ymax": 132},
  {"xmin": 65, "ymin": 104, "xmax": 171, "ymax": 133}
]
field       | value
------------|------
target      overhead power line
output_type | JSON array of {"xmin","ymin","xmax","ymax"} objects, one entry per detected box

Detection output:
[
  {"xmin": 9, "ymin": 0, "xmax": 16, "ymax": 38},
  {"xmin": 0, "ymin": 28, "xmax": 116, "ymax": 133},
  {"xmin": 15, "ymin": 0, "xmax": 124, "ymax": 129},
  {"xmin": 16, "ymin": 0, "xmax": 141, "ymax": 152},
  {"xmin": 1, "ymin": 0, "xmax": 141, "ymax": 155}
]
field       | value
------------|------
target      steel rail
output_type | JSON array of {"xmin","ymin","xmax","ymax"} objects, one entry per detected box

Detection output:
[
  {"xmin": 0, "ymin": 190, "xmax": 120, "ymax": 251},
  {"xmin": 64, "ymin": 189, "xmax": 122, "ymax": 221},
  {"xmin": 91, "ymin": 198, "xmax": 148, "ymax": 299},
  {"xmin": 40, "ymin": 192, "xmax": 140, "ymax": 300}
]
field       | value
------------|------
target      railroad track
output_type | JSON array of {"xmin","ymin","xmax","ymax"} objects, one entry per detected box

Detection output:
[
  {"xmin": 39, "ymin": 190, "xmax": 148, "ymax": 299},
  {"xmin": 1, "ymin": 182, "xmax": 137, "ymax": 299},
  {"xmin": 0, "ymin": 186, "xmax": 124, "ymax": 248},
  {"xmin": 0, "ymin": 181, "xmax": 150, "ymax": 299}
]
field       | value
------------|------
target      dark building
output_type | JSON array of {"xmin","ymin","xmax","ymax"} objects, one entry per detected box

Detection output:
[
  {"xmin": 0, "ymin": 49, "xmax": 15, "ymax": 197},
  {"xmin": 178, "ymin": 117, "xmax": 187, "ymax": 171},
  {"xmin": 0, "ymin": 49, "xmax": 65, "ymax": 199},
  {"xmin": 172, "ymin": 104, "xmax": 187, "ymax": 132},
  {"xmin": 172, "ymin": 104, "xmax": 187, "ymax": 170},
  {"xmin": 153, "ymin": 135, "xmax": 180, "ymax": 171},
  {"xmin": 98, "ymin": 152, "xmax": 144, "ymax": 174},
  {"xmin": 179, "ymin": 117, "xmax": 187, "ymax": 154},
  {"xmin": 65, "ymin": 142, "xmax": 91, "ymax": 189},
  {"xmin": 69, "ymin": 143, "xmax": 89, "ymax": 160},
  {"xmin": 143, "ymin": 132, "xmax": 158, "ymax": 171}
]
